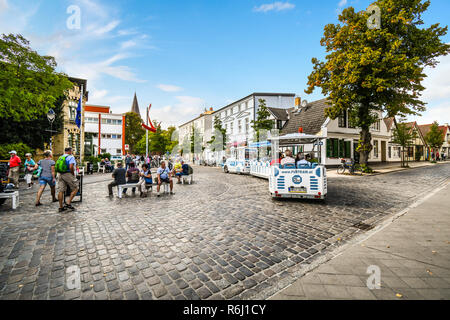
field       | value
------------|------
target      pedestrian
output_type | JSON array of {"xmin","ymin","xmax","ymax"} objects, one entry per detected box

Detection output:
[
  {"xmin": 8, "ymin": 150, "xmax": 21, "ymax": 189},
  {"xmin": 55, "ymin": 147, "xmax": 78, "ymax": 213},
  {"xmin": 125, "ymin": 153, "xmax": 132, "ymax": 170},
  {"xmin": 436, "ymin": 151, "xmax": 440, "ymax": 161},
  {"xmin": 35, "ymin": 150, "xmax": 57, "ymax": 206},
  {"xmin": 24, "ymin": 153, "xmax": 36, "ymax": 189},
  {"xmin": 107, "ymin": 162, "xmax": 126, "ymax": 198}
]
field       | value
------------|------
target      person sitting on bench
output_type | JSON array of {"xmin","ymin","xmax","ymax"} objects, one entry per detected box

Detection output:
[
  {"xmin": 108, "ymin": 162, "xmax": 126, "ymax": 198},
  {"xmin": 156, "ymin": 161, "xmax": 174, "ymax": 197},
  {"xmin": 123, "ymin": 162, "xmax": 140, "ymax": 196},
  {"xmin": 137, "ymin": 164, "xmax": 152, "ymax": 198}
]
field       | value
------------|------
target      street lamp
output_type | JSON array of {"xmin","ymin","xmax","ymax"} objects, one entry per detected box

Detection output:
[{"xmin": 47, "ymin": 108, "xmax": 56, "ymax": 151}]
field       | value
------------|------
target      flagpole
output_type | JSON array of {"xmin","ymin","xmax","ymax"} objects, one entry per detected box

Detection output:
[{"xmin": 146, "ymin": 105, "xmax": 149, "ymax": 160}]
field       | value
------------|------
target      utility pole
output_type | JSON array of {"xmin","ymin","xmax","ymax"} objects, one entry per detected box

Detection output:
[{"xmin": 146, "ymin": 105, "xmax": 149, "ymax": 160}]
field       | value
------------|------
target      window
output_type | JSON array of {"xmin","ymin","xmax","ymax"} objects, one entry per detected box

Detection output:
[
  {"xmin": 338, "ymin": 110, "xmax": 347, "ymax": 128},
  {"xmin": 245, "ymin": 118, "xmax": 249, "ymax": 133},
  {"xmin": 326, "ymin": 139, "xmax": 351, "ymax": 158},
  {"xmin": 388, "ymin": 146, "xmax": 392, "ymax": 158},
  {"xmin": 230, "ymin": 122, "xmax": 234, "ymax": 133},
  {"xmin": 373, "ymin": 140, "xmax": 379, "ymax": 158},
  {"xmin": 116, "ymin": 149, "xmax": 122, "ymax": 155},
  {"xmin": 238, "ymin": 120, "xmax": 242, "ymax": 133},
  {"xmin": 238, "ymin": 105, "xmax": 241, "ymax": 113},
  {"xmin": 101, "ymin": 149, "xmax": 107, "ymax": 154},
  {"xmin": 371, "ymin": 120, "xmax": 380, "ymax": 131},
  {"xmin": 277, "ymin": 120, "xmax": 283, "ymax": 130}
]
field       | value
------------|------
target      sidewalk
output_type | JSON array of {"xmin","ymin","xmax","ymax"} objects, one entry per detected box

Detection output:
[
  {"xmin": 326, "ymin": 161, "xmax": 445, "ymax": 178},
  {"xmin": 270, "ymin": 182, "xmax": 450, "ymax": 300}
]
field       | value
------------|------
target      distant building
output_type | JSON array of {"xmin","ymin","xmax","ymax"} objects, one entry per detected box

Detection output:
[
  {"xmin": 418, "ymin": 123, "xmax": 450, "ymax": 158},
  {"xmin": 84, "ymin": 105, "xmax": 126, "ymax": 158}
]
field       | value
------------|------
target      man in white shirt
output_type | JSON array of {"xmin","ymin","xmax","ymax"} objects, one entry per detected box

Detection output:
[{"xmin": 280, "ymin": 150, "xmax": 296, "ymax": 167}]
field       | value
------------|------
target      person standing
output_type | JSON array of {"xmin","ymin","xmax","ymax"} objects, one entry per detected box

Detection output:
[
  {"xmin": 24, "ymin": 153, "xmax": 36, "ymax": 189},
  {"xmin": 108, "ymin": 162, "xmax": 126, "ymax": 198},
  {"xmin": 56, "ymin": 147, "xmax": 78, "ymax": 213},
  {"xmin": 125, "ymin": 153, "xmax": 132, "ymax": 170},
  {"xmin": 35, "ymin": 150, "xmax": 57, "ymax": 206},
  {"xmin": 8, "ymin": 151, "xmax": 21, "ymax": 189}
]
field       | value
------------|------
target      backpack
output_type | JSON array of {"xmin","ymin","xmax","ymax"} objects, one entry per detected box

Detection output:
[
  {"xmin": 129, "ymin": 170, "xmax": 140, "ymax": 182},
  {"xmin": 55, "ymin": 155, "xmax": 69, "ymax": 173},
  {"xmin": 188, "ymin": 165, "xmax": 193, "ymax": 175}
]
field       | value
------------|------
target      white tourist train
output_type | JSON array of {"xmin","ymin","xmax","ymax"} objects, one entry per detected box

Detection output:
[{"xmin": 224, "ymin": 133, "xmax": 327, "ymax": 200}]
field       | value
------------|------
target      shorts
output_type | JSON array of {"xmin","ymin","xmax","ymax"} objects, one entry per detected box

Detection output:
[
  {"xmin": 159, "ymin": 177, "xmax": 170, "ymax": 184},
  {"xmin": 57, "ymin": 173, "xmax": 78, "ymax": 193},
  {"xmin": 175, "ymin": 172, "xmax": 183, "ymax": 176},
  {"xmin": 39, "ymin": 176, "xmax": 55, "ymax": 187}
]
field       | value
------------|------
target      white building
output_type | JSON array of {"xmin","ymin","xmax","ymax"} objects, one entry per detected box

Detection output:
[
  {"xmin": 214, "ymin": 93, "xmax": 295, "ymax": 147},
  {"xmin": 83, "ymin": 105, "xmax": 125, "ymax": 158}
]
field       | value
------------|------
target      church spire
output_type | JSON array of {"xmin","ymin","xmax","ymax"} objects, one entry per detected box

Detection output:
[{"xmin": 131, "ymin": 92, "xmax": 141, "ymax": 118}]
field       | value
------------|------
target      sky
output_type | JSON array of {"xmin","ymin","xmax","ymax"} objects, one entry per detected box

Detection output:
[{"xmin": 1, "ymin": 0, "xmax": 449, "ymax": 128}]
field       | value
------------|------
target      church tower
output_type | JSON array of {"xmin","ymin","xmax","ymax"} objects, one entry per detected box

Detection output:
[{"xmin": 130, "ymin": 92, "xmax": 141, "ymax": 118}]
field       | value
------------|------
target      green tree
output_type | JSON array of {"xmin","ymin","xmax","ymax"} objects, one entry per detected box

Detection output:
[
  {"xmin": 305, "ymin": 0, "xmax": 450, "ymax": 167},
  {"xmin": 0, "ymin": 34, "xmax": 73, "ymax": 122},
  {"xmin": 251, "ymin": 99, "xmax": 274, "ymax": 143},
  {"xmin": 190, "ymin": 125, "xmax": 203, "ymax": 154},
  {"xmin": 425, "ymin": 121, "xmax": 445, "ymax": 155},
  {"xmin": 124, "ymin": 111, "xmax": 145, "ymax": 153},
  {"xmin": 392, "ymin": 119, "xmax": 417, "ymax": 167},
  {"xmin": 207, "ymin": 116, "xmax": 227, "ymax": 152},
  {"xmin": 0, "ymin": 95, "xmax": 65, "ymax": 150},
  {"xmin": 164, "ymin": 126, "xmax": 179, "ymax": 155}
]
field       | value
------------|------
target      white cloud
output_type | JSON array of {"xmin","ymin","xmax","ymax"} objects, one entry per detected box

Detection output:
[
  {"xmin": 0, "ymin": 0, "xmax": 8, "ymax": 12},
  {"xmin": 422, "ymin": 53, "xmax": 450, "ymax": 101},
  {"xmin": 92, "ymin": 20, "xmax": 121, "ymax": 36},
  {"xmin": 338, "ymin": 0, "xmax": 348, "ymax": 8},
  {"xmin": 253, "ymin": 2, "xmax": 295, "ymax": 13},
  {"xmin": 0, "ymin": 0, "xmax": 39, "ymax": 34},
  {"xmin": 120, "ymin": 40, "xmax": 137, "ymax": 49},
  {"xmin": 157, "ymin": 84, "xmax": 184, "ymax": 92}
]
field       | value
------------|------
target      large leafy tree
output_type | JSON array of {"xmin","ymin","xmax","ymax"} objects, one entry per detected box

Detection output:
[
  {"xmin": 135, "ymin": 123, "xmax": 178, "ymax": 156},
  {"xmin": 164, "ymin": 126, "xmax": 179, "ymax": 154},
  {"xmin": 251, "ymin": 99, "xmax": 273, "ymax": 143},
  {"xmin": 0, "ymin": 34, "xmax": 73, "ymax": 122},
  {"xmin": 305, "ymin": 0, "xmax": 450, "ymax": 166},
  {"xmin": 425, "ymin": 121, "xmax": 445, "ymax": 152},
  {"xmin": 124, "ymin": 111, "xmax": 145, "ymax": 153},
  {"xmin": 0, "ymin": 95, "xmax": 65, "ymax": 149}
]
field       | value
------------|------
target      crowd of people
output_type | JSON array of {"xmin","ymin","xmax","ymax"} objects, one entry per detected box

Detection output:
[{"xmin": 108, "ymin": 158, "xmax": 192, "ymax": 198}]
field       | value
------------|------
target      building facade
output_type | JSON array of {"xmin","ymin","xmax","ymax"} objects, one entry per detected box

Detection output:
[
  {"xmin": 84, "ymin": 105, "xmax": 125, "ymax": 158},
  {"xmin": 51, "ymin": 77, "xmax": 88, "ymax": 161},
  {"xmin": 214, "ymin": 93, "xmax": 295, "ymax": 148},
  {"xmin": 280, "ymin": 98, "xmax": 392, "ymax": 165}
]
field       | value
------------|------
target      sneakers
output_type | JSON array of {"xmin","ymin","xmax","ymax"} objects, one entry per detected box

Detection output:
[
  {"xmin": 64, "ymin": 204, "xmax": 76, "ymax": 210},
  {"xmin": 58, "ymin": 207, "xmax": 67, "ymax": 213},
  {"xmin": 35, "ymin": 202, "xmax": 42, "ymax": 207},
  {"xmin": 157, "ymin": 192, "xmax": 161, "ymax": 197},
  {"xmin": 170, "ymin": 192, "xmax": 175, "ymax": 195}
]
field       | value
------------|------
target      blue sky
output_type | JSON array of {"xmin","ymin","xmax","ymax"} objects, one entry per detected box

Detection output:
[{"xmin": 1, "ymin": 0, "xmax": 449, "ymax": 127}]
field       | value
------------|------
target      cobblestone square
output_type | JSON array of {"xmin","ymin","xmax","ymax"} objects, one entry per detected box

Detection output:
[{"xmin": 0, "ymin": 164, "xmax": 449, "ymax": 300}]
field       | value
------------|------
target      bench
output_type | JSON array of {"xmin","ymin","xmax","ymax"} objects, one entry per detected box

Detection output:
[
  {"xmin": 117, "ymin": 182, "xmax": 153, "ymax": 198},
  {"xmin": 181, "ymin": 174, "xmax": 193, "ymax": 185},
  {"xmin": 0, "ymin": 191, "xmax": 19, "ymax": 210}
]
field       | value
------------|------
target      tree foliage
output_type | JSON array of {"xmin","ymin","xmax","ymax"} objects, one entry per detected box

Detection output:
[
  {"xmin": 251, "ymin": 99, "xmax": 273, "ymax": 143},
  {"xmin": 392, "ymin": 119, "xmax": 417, "ymax": 167},
  {"xmin": 0, "ymin": 95, "xmax": 65, "ymax": 150},
  {"xmin": 0, "ymin": 34, "xmax": 73, "ymax": 122},
  {"xmin": 135, "ymin": 123, "xmax": 178, "ymax": 156},
  {"xmin": 208, "ymin": 116, "xmax": 227, "ymax": 151},
  {"xmin": 425, "ymin": 121, "xmax": 445, "ymax": 150},
  {"xmin": 305, "ymin": 0, "xmax": 450, "ymax": 165},
  {"xmin": 124, "ymin": 111, "xmax": 145, "ymax": 153}
]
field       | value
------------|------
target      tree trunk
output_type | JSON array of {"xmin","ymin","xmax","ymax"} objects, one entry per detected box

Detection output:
[{"xmin": 358, "ymin": 126, "xmax": 372, "ymax": 167}]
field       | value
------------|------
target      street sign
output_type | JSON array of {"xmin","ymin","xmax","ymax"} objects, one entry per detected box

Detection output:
[
  {"xmin": 125, "ymin": 144, "xmax": 130, "ymax": 151},
  {"xmin": 314, "ymin": 141, "xmax": 324, "ymax": 146}
]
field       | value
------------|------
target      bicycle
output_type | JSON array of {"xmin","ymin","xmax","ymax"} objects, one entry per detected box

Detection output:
[{"xmin": 337, "ymin": 158, "xmax": 363, "ymax": 175}]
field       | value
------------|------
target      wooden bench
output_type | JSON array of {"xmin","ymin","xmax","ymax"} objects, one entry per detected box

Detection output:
[
  {"xmin": 181, "ymin": 174, "xmax": 193, "ymax": 185},
  {"xmin": 0, "ymin": 191, "xmax": 19, "ymax": 210},
  {"xmin": 117, "ymin": 183, "xmax": 153, "ymax": 198}
]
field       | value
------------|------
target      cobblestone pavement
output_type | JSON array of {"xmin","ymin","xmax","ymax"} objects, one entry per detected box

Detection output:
[{"xmin": 0, "ymin": 163, "xmax": 449, "ymax": 300}]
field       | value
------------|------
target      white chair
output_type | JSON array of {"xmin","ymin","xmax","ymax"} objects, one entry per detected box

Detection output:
[
  {"xmin": 181, "ymin": 174, "xmax": 193, "ymax": 185},
  {"xmin": 97, "ymin": 162, "xmax": 106, "ymax": 173}
]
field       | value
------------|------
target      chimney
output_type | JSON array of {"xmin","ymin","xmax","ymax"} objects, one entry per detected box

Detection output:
[
  {"xmin": 210, "ymin": 107, "xmax": 213, "ymax": 111},
  {"xmin": 295, "ymin": 97, "xmax": 301, "ymax": 108}
]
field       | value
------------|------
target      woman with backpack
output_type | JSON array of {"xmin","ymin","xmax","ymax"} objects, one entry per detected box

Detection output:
[{"xmin": 34, "ymin": 150, "xmax": 57, "ymax": 206}]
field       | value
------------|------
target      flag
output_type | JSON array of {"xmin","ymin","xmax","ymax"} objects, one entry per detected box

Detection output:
[{"xmin": 75, "ymin": 88, "xmax": 82, "ymax": 128}]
